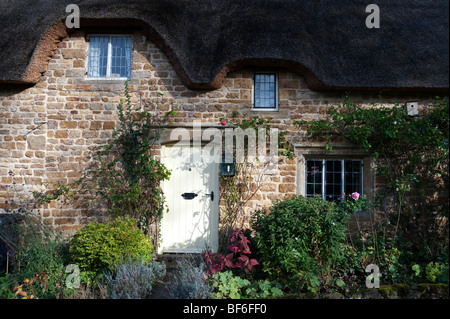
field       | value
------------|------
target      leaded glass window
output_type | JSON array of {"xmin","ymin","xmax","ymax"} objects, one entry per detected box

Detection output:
[
  {"xmin": 253, "ymin": 73, "xmax": 277, "ymax": 109},
  {"xmin": 306, "ymin": 159, "xmax": 363, "ymax": 201},
  {"xmin": 88, "ymin": 35, "xmax": 132, "ymax": 79}
]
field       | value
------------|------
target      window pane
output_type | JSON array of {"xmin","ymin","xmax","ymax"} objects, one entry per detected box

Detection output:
[
  {"xmin": 344, "ymin": 160, "xmax": 362, "ymax": 195},
  {"xmin": 306, "ymin": 160, "xmax": 323, "ymax": 198},
  {"xmin": 307, "ymin": 184, "xmax": 314, "ymax": 195},
  {"xmin": 306, "ymin": 159, "xmax": 363, "ymax": 202},
  {"xmin": 325, "ymin": 160, "xmax": 342, "ymax": 201},
  {"xmin": 254, "ymin": 73, "xmax": 276, "ymax": 108},
  {"xmin": 111, "ymin": 36, "xmax": 132, "ymax": 78},
  {"xmin": 88, "ymin": 37, "xmax": 109, "ymax": 77}
]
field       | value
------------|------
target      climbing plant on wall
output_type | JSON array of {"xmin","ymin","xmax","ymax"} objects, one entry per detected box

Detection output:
[
  {"xmin": 217, "ymin": 112, "xmax": 293, "ymax": 252},
  {"xmin": 295, "ymin": 96, "xmax": 449, "ymax": 258},
  {"xmin": 36, "ymin": 82, "xmax": 177, "ymax": 246}
]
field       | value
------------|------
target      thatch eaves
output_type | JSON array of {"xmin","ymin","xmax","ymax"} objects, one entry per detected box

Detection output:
[{"xmin": 0, "ymin": 0, "xmax": 448, "ymax": 91}]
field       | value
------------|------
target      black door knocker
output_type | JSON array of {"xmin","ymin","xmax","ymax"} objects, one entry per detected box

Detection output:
[{"xmin": 181, "ymin": 192, "xmax": 198, "ymax": 200}]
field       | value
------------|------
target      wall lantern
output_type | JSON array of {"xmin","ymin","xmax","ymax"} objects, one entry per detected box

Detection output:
[{"xmin": 221, "ymin": 162, "xmax": 235, "ymax": 176}]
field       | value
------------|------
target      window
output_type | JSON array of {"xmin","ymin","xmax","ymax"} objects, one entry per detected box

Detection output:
[
  {"xmin": 306, "ymin": 159, "xmax": 363, "ymax": 201},
  {"xmin": 253, "ymin": 73, "xmax": 278, "ymax": 109},
  {"xmin": 87, "ymin": 35, "xmax": 132, "ymax": 79}
]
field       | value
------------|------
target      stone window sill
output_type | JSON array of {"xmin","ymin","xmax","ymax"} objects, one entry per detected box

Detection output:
[{"xmin": 74, "ymin": 78, "xmax": 139, "ymax": 85}]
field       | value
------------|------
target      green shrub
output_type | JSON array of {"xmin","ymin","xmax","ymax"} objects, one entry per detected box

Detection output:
[
  {"xmin": 69, "ymin": 217, "xmax": 154, "ymax": 273},
  {"xmin": 251, "ymin": 195, "xmax": 356, "ymax": 293},
  {"xmin": 1, "ymin": 210, "xmax": 71, "ymax": 298},
  {"xmin": 212, "ymin": 271, "xmax": 251, "ymax": 299},
  {"xmin": 426, "ymin": 262, "xmax": 449, "ymax": 283},
  {"xmin": 298, "ymin": 97, "xmax": 449, "ymax": 260},
  {"xmin": 211, "ymin": 270, "xmax": 283, "ymax": 299},
  {"xmin": 245, "ymin": 279, "xmax": 284, "ymax": 299},
  {"xmin": 0, "ymin": 274, "xmax": 16, "ymax": 299},
  {"xmin": 13, "ymin": 233, "xmax": 69, "ymax": 284}
]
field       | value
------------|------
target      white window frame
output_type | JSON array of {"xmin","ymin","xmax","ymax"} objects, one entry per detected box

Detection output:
[
  {"xmin": 86, "ymin": 34, "xmax": 133, "ymax": 80},
  {"xmin": 305, "ymin": 158, "xmax": 364, "ymax": 201},
  {"xmin": 252, "ymin": 71, "xmax": 279, "ymax": 111}
]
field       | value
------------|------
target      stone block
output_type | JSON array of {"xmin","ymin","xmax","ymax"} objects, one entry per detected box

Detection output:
[
  {"xmin": 279, "ymin": 80, "xmax": 299, "ymax": 89},
  {"xmin": 55, "ymin": 130, "xmax": 69, "ymax": 138},
  {"xmin": 76, "ymin": 84, "xmax": 91, "ymax": 90},
  {"xmin": 90, "ymin": 121, "xmax": 102, "ymax": 130},
  {"xmin": 11, "ymin": 150, "xmax": 24, "ymax": 158},
  {"xmin": 279, "ymin": 183, "xmax": 296, "ymax": 193},
  {"xmin": 73, "ymin": 60, "xmax": 85, "ymax": 68},
  {"xmin": 66, "ymin": 69, "xmax": 84, "ymax": 77},
  {"xmin": 103, "ymin": 121, "xmax": 115, "ymax": 130},
  {"xmin": 60, "ymin": 121, "xmax": 78, "ymax": 129},
  {"xmin": 0, "ymin": 141, "xmax": 15, "ymax": 150},
  {"xmin": 27, "ymin": 135, "xmax": 45, "ymax": 150},
  {"xmin": 233, "ymin": 79, "xmax": 252, "ymax": 89},
  {"xmin": 0, "ymin": 149, "xmax": 11, "ymax": 157},
  {"xmin": 259, "ymin": 183, "xmax": 277, "ymax": 192},
  {"xmin": 62, "ymin": 49, "xmax": 85, "ymax": 59},
  {"xmin": 53, "ymin": 217, "xmax": 77, "ymax": 225}
]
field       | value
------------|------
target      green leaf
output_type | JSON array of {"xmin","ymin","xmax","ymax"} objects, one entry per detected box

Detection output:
[{"xmin": 336, "ymin": 278, "xmax": 345, "ymax": 287}]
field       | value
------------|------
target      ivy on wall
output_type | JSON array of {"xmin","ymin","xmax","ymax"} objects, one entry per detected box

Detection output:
[{"xmin": 295, "ymin": 96, "xmax": 449, "ymax": 258}]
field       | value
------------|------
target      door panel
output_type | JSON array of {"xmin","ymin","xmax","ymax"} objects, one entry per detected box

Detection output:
[{"xmin": 160, "ymin": 145, "xmax": 219, "ymax": 253}]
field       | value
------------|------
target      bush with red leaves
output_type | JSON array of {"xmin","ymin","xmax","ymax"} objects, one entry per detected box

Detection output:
[{"xmin": 203, "ymin": 228, "xmax": 259, "ymax": 275}]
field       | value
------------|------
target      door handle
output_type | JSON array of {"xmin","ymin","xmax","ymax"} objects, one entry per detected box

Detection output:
[
  {"xmin": 205, "ymin": 191, "xmax": 214, "ymax": 201},
  {"xmin": 181, "ymin": 192, "xmax": 198, "ymax": 200}
]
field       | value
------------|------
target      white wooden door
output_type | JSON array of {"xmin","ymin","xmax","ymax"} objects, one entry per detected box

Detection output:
[{"xmin": 160, "ymin": 144, "xmax": 219, "ymax": 253}]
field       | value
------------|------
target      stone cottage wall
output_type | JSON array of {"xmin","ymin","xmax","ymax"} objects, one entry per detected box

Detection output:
[{"xmin": 0, "ymin": 30, "xmax": 437, "ymax": 235}]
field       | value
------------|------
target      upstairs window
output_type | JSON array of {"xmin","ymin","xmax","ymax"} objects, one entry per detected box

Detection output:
[
  {"xmin": 306, "ymin": 159, "xmax": 363, "ymax": 201},
  {"xmin": 253, "ymin": 73, "xmax": 278, "ymax": 110},
  {"xmin": 87, "ymin": 35, "xmax": 132, "ymax": 79}
]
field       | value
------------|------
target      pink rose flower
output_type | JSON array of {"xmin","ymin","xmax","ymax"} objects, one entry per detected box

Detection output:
[
  {"xmin": 220, "ymin": 120, "xmax": 227, "ymax": 126},
  {"xmin": 351, "ymin": 192, "xmax": 360, "ymax": 200}
]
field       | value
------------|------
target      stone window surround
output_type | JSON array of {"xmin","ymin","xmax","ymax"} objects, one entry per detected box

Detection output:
[{"xmin": 295, "ymin": 146, "xmax": 376, "ymax": 202}]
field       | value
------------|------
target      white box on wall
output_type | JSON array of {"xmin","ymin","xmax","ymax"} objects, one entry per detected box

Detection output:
[{"xmin": 406, "ymin": 101, "xmax": 419, "ymax": 116}]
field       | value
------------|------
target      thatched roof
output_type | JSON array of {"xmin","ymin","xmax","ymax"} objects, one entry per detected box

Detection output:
[{"xmin": 0, "ymin": 0, "xmax": 448, "ymax": 91}]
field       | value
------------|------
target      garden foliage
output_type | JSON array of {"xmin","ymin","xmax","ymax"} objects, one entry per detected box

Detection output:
[
  {"xmin": 211, "ymin": 270, "xmax": 283, "ymax": 299},
  {"xmin": 2, "ymin": 93, "xmax": 448, "ymax": 299},
  {"xmin": 0, "ymin": 178, "xmax": 72, "ymax": 298},
  {"xmin": 93, "ymin": 83, "xmax": 174, "ymax": 232},
  {"xmin": 35, "ymin": 82, "xmax": 176, "ymax": 244},
  {"xmin": 167, "ymin": 255, "xmax": 214, "ymax": 299},
  {"xmin": 203, "ymin": 228, "xmax": 259, "ymax": 275},
  {"xmin": 69, "ymin": 217, "xmax": 154, "ymax": 273},
  {"xmin": 218, "ymin": 112, "xmax": 294, "ymax": 251},
  {"xmin": 105, "ymin": 257, "xmax": 166, "ymax": 299},
  {"xmin": 251, "ymin": 195, "xmax": 366, "ymax": 292},
  {"xmin": 297, "ymin": 96, "xmax": 449, "ymax": 258}
]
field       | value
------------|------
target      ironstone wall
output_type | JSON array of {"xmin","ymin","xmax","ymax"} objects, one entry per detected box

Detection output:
[{"xmin": 0, "ymin": 30, "xmax": 437, "ymax": 235}]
